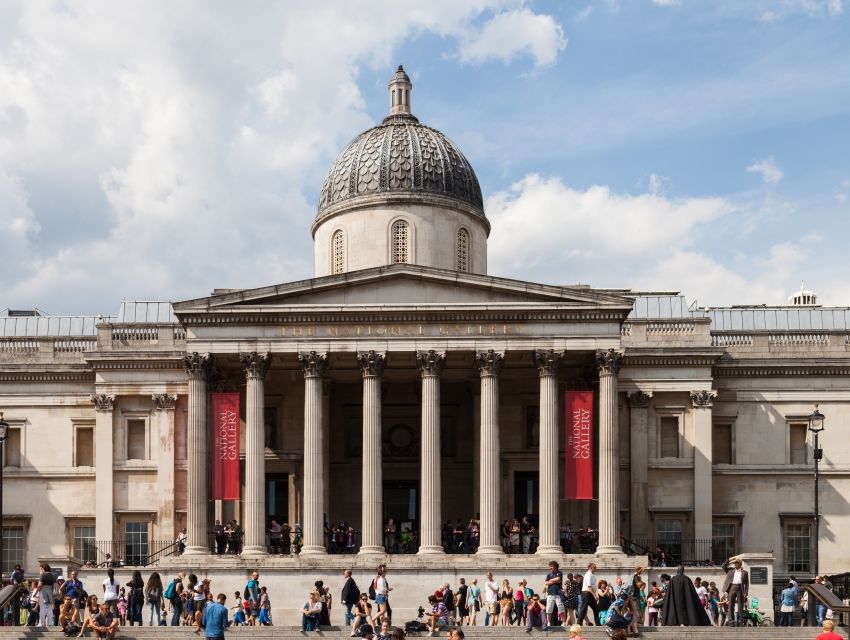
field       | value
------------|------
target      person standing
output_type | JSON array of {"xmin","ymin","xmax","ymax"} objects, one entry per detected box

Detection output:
[
  {"xmin": 467, "ymin": 578, "xmax": 482, "ymax": 626},
  {"xmin": 372, "ymin": 564, "xmax": 391, "ymax": 626},
  {"xmin": 10, "ymin": 563, "xmax": 25, "ymax": 626},
  {"xmin": 483, "ymin": 572, "xmax": 499, "ymax": 626},
  {"xmin": 576, "ymin": 563, "xmax": 599, "ymax": 626},
  {"xmin": 37, "ymin": 563, "xmax": 57, "ymax": 628},
  {"xmin": 200, "ymin": 593, "xmax": 229, "ymax": 640},
  {"xmin": 814, "ymin": 576, "xmax": 829, "ymax": 626},
  {"xmin": 125, "ymin": 571, "xmax": 144, "ymax": 626},
  {"xmin": 341, "ymin": 570, "xmax": 359, "ymax": 627},
  {"xmin": 544, "ymin": 561, "xmax": 566, "ymax": 625},
  {"xmin": 456, "ymin": 578, "xmax": 470, "ymax": 626},
  {"xmin": 721, "ymin": 558, "xmax": 749, "ymax": 627},
  {"xmin": 779, "ymin": 581, "xmax": 796, "ymax": 627},
  {"xmin": 244, "ymin": 571, "xmax": 260, "ymax": 626},
  {"xmin": 144, "ymin": 572, "xmax": 165, "ymax": 627}
]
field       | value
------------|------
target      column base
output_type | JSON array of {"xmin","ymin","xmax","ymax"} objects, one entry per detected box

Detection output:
[
  {"xmin": 241, "ymin": 545, "xmax": 268, "ymax": 557},
  {"xmin": 417, "ymin": 545, "xmax": 445, "ymax": 556},
  {"xmin": 476, "ymin": 545, "xmax": 504, "ymax": 556},
  {"xmin": 182, "ymin": 545, "xmax": 209, "ymax": 556},
  {"xmin": 595, "ymin": 545, "xmax": 626, "ymax": 556},
  {"xmin": 535, "ymin": 545, "xmax": 564, "ymax": 557},
  {"xmin": 358, "ymin": 545, "xmax": 386, "ymax": 556},
  {"xmin": 299, "ymin": 545, "xmax": 328, "ymax": 556}
]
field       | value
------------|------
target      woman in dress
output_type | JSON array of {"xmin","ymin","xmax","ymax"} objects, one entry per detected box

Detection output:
[
  {"xmin": 564, "ymin": 573, "xmax": 581, "ymax": 626},
  {"xmin": 499, "ymin": 579, "xmax": 513, "ymax": 626},
  {"xmin": 466, "ymin": 578, "xmax": 482, "ymax": 626}
]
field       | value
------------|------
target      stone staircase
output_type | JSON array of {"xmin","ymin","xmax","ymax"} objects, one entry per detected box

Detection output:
[{"xmin": 0, "ymin": 627, "xmax": 843, "ymax": 640}]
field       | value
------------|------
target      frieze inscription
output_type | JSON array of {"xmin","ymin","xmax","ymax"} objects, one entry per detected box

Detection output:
[{"xmin": 280, "ymin": 323, "xmax": 524, "ymax": 338}]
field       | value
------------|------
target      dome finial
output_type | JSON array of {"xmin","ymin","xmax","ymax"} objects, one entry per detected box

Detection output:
[{"xmin": 388, "ymin": 64, "xmax": 412, "ymax": 117}]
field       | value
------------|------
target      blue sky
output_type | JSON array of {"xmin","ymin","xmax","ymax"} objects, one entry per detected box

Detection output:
[{"xmin": 1, "ymin": 0, "xmax": 848, "ymax": 314}]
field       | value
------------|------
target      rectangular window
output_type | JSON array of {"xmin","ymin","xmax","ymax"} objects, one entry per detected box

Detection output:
[
  {"xmin": 126, "ymin": 419, "xmax": 147, "ymax": 460},
  {"xmin": 73, "ymin": 526, "xmax": 97, "ymax": 564},
  {"xmin": 1, "ymin": 527, "xmax": 24, "ymax": 575},
  {"xmin": 712, "ymin": 522, "xmax": 736, "ymax": 562},
  {"xmin": 659, "ymin": 417, "xmax": 679, "ymax": 458},
  {"xmin": 75, "ymin": 427, "xmax": 94, "ymax": 467},
  {"xmin": 790, "ymin": 423, "xmax": 808, "ymax": 464},
  {"xmin": 785, "ymin": 522, "xmax": 811, "ymax": 573},
  {"xmin": 656, "ymin": 518, "xmax": 683, "ymax": 563},
  {"xmin": 124, "ymin": 522, "xmax": 148, "ymax": 566},
  {"xmin": 713, "ymin": 424, "xmax": 732, "ymax": 464},
  {"xmin": 4, "ymin": 427, "xmax": 21, "ymax": 467}
]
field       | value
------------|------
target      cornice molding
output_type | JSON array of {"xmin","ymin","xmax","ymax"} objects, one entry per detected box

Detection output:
[
  {"xmin": 0, "ymin": 371, "xmax": 94, "ymax": 382},
  {"xmin": 714, "ymin": 365, "xmax": 850, "ymax": 377},
  {"xmin": 625, "ymin": 356, "xmax": 719, "ymax": 367}
]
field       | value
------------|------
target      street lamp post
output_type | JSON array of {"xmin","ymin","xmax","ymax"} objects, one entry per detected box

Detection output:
[
  {"xmin": 0, "ymin": 412, "xmax": 9, "ymax": 585},
  {"xmin": 808, "ymin": 405, "xmax": 825, "ymax": 577}
]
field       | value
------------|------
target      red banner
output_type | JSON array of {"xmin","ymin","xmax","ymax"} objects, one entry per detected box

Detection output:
[
  {"xmin": 564, "ymin": 391, "xmax": 594, "ymax": 500},
  {"xmin": 211, "ymin": 392, "xmax": 240, "ymax": 500}
]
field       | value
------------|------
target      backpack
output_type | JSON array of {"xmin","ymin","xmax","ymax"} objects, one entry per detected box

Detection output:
[
  {"xmin": 164, "ymin": 579, "xmax": 177, "ymax": 600},
  {"xmin": 355, "ymin": 623, "xmax": 374, "ymax": 637},
  {"xmin": 404, "ymin": 621, "xmax": 428, "ymax": 633},
  {"xmin": 131, "ymin": 586, "xmax": 144, "ymax": 604},
  {"xmin": 64, "ymin": 625, "xmax": 81, "ymax": 637},
  {"xmin": 367, "ymin": 579, "xmax": 376, "ymax": 601}
]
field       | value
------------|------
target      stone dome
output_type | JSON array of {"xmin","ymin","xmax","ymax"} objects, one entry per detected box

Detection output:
[{"xmin": 314, "ymin": 66, "xmax": 486, "ymax": 234}]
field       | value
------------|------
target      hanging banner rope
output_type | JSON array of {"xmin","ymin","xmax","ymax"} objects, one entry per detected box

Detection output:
[
  {"xmin": 564, "ymin": 390, "xmax": 594, "ymax": 500},
  {"xmin": 211, "ymin": 392, "xmax": 240, "ymax": 500}
]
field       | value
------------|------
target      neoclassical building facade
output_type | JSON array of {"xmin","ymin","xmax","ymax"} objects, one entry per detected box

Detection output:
[{"xmin": 2, "ymin": 68, "xmax": 848, "ymax": 593}]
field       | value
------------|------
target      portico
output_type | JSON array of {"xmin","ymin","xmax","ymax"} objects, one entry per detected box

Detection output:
[{"xmin": 173, "ymin": 264, "xmax": 634, "ymax": 558}]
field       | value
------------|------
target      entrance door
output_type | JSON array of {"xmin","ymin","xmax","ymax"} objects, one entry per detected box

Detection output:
[
  {"xmin": 384, "ymin": 480, "xmax": 418, "ymax": 550},
  {"xmin": 514, "ymin": 471, "xmax": 539, "ymax": 519},
  {"xmin": 266, "ymin": 474, "xmax": 289, "ymax": 526}
]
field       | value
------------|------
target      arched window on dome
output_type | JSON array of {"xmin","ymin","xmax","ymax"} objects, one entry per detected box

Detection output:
[
  {"xmin": 331, "ymin": 229, "xmax": 346, "ymax": 275},
  {"xmin": 391, "ymin": 220, "xmax": 409, "ymax": 264},
  {"xmin": 456, "ymin": 227, "xmax": 470, "ymax": 272}
]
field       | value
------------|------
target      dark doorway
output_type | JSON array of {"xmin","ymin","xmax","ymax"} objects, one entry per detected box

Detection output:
[
  {"xmin": 514, "ymin": 471, "xmax": 539, "ymax": 518},
  {"xmin": 384, "ymin": 480, "xmax": 418, "ymax": 552},
  {"xmin": 266, "ymin": 474, "xmax": 289, "ymax": 526}
]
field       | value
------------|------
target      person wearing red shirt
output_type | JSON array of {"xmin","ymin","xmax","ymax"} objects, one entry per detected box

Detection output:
[{"xmin": 817, "ymin": 620, "xmax": 842, "ymax": 640}]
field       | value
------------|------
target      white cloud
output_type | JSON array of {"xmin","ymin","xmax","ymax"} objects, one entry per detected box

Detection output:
[
  {"xmin": 0, "ymin": 1, "xmax": 562, "ymax": 313},
  {"xmin": 746, "ymin": 157, "xmax": 784, "ymax": 184},
  {"xmin": 486, "ymin": 174, "xmax": 819, "ymax": 305},
  {"xmin": 648, "ymin": 173, "xmax": 671, "ymax": 196},
  {"xmin": 459, "ymin": 9, "xmax": 567, "ymax": 67},
  {"xmin": 759, "ymin": 0, "xmax": 843, "ymax": 21},
  {"xmin": 652, "ymin": 0, "xmax": 682, "ymax": 6}
]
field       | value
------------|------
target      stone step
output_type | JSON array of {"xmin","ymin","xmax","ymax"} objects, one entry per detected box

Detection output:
[{"xmin": 0, "ymin": 628, "xmax": 840, "ymax": 639}]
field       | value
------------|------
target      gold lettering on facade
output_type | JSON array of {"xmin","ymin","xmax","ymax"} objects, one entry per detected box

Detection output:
[{"xmin": 281, "ymin": 323, "xmax": 525, "ymax": 337}]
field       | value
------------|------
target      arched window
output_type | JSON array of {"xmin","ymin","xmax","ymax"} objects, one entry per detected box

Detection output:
[
  {"xmin": 332, "ymin": 230, "xmax": 345, "ymax": 275},
  {"xmin": 391, "ymin": 220, "xmax": 409, "ymax": 264},
  {"xmin": 456, "ymin": 228, "xmax": 470, "ymax": 272}
]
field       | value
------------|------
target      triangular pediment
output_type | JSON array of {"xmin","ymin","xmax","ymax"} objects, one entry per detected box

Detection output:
[{"xmin": 173, "ymin": 265, "xmax": 634, "ymax": 317}]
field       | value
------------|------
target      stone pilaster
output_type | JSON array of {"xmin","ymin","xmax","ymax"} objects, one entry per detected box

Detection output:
[
  {"xmin": 535, "ymin": 349, "xmax": 563, "ymax": 555},
  {"xmin": 475, "ymin": 349, "xmax": 504, "ymax": 556},
  {"xmin": 241, "ymin": 352, "xmax": 271, "ymax": 556},
  {"xmin": 628, "ymin": 391, "xmax": 651, "ymax": 541},
  {"xmin": 691, "ymin": 390, "xmax": 717, "ymax": 540},
  {"xmin": 358, "ymin": 350, "xmax": 386, "ymax": 554},
  {"xmin": 299, "ymin": 351, "xmax": 328, "ymax": 555},
  {"xmin": 596, "ymin": 349, "xmax": 624, "ymax": 554},
  {"xmin": 92, "ymin": 394, "xmax": 116, "ymax": 543},
  {"xmin": 152, "ymin": 394, "xmax": 177, "ymax": 541},
  {"xmin": 417, "ymin": 350, "xmax": 445, "ymax": 554},
  {"xmin": 183, "ymin": 352, "xmax": 213, "ymax": 555}
]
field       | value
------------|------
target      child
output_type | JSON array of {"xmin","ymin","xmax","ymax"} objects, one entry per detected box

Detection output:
[
  {"xmin": 232, "ymin": 591, "xmax": 246, "ymax": 626},
  {"xmin": 258, "ymin": 586, "xmax": 272, "ymax": 626},
  {"xmin": 117, "ymin": 588, "xmax": 128, "ymax": 626}
]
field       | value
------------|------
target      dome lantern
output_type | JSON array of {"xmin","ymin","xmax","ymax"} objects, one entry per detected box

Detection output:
[{"xmin": 388, "ymin": 65, "xmax": 413, "ymax": 118}]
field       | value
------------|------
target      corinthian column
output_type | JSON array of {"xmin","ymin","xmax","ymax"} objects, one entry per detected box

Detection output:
[
  {"xmin": 299, "ymin": 351, "xmax": 328, "ymax": 555},
  {"xmin": 535, "ymin": 349, "xmax": 563, "ymax": 555},
  {"xmin": 691, "ymin": 390, "xmax": 717, "ymax": 540},
  {"xmin": 92, "ymin": 394, "xmax": 116, "ymax": 545},
  {"xmin": 475, "ymin": 349, "xmax": 504, "ymax": 556},
  {"xmin": 417, "ymin": 350, "xmax": 445, "ymax": 554},
  {"xmin": 596, "ymin": 349, "xmax": 624, "ymax": 554},
  {"xmin": 358, "ymin": 350, "xmax": 386, "ymax": 555},
  {"xmin": 183, "ymin": 352, "xmax": 212, "ymax": 555},
  {"xmin": 241, "ymin": 352, "xmax": 271, "ymax": 556}
]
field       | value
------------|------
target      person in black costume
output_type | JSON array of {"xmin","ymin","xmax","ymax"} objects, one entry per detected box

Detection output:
[{"xmin": 661, "ymin": 566, "xmax": 711, "ymax": 626}]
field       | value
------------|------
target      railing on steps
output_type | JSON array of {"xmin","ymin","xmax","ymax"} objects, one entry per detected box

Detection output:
[
  {"xmin": 85, "ymin": 540, "xmax": 179, "ymax": 568},
  {"xmin": 629, "ymin": 537, "xmax": 736, "ymax": 566}
]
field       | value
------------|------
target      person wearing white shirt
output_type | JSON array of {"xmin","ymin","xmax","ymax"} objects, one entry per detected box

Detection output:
[
  {"xmin": 576, "ymin": 563, "xmax": 599, "ymax": 626},
  {"xmin": 484, "ymin": 572, "xmax": 499, "ymax": 626}
]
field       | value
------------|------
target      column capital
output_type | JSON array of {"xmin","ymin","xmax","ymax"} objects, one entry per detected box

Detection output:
[
  {"xmin": 299, "ymin": 350, "xmax": 328, "ymax": 378},
  {"xmin": 475, "ymin": 349, "xmax": 503, "ymax": 377},
  {"xmin": 534, "ymin": 349, "xmax": 563, "ymax": 376},
  {"xmin": 357, "ymin": 350, "xmax": 386, "ymax": 377},
  {"xmin": 417, "ymin": 350, "xmax": 445, "ymax": 376},
  {"xmin": 184, "ymin": 352, "xmax": 213, "ymax": 380},
  {"xmin": 596, "ymin": 349, "xmax": 624, "ymax": 376},
  {"xmin": 152, "ymin": 393, "xmax": 177, "ymax": 411},
  {"xmin": 241, "ymin": 351, "xmax": 271, "ymax": 380},
  {"xmin": 90, "ymin": 393, "xmax": 115, "ymax": 412},
  {"xmin": 628, "ymin": 390, "xmax": 652, "ymax": 408},
  {"xmin": 690, "ymin": 390, "xmax": 717, "ymax": 408}
]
